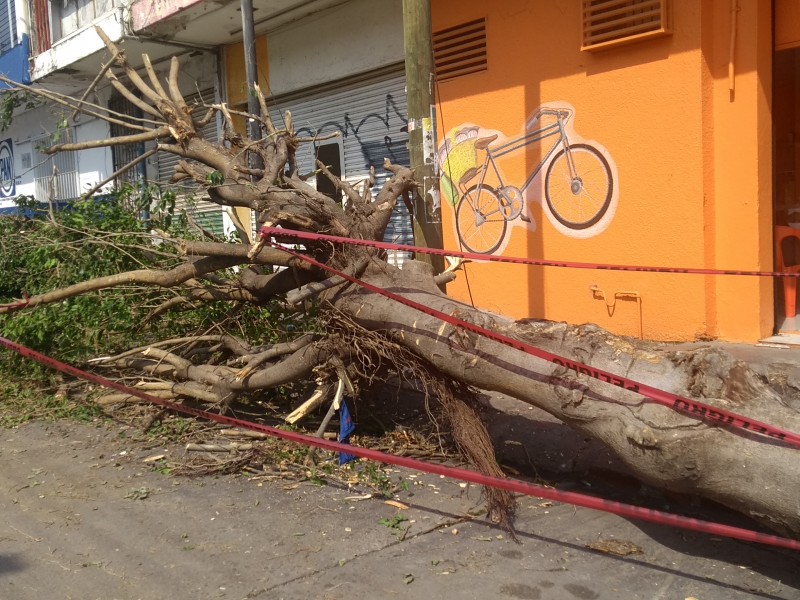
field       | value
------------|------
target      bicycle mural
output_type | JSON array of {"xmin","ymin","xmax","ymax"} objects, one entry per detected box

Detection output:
[{"xmin": 438, "ymin": 102, "xmax": 619, "ymax": 255}]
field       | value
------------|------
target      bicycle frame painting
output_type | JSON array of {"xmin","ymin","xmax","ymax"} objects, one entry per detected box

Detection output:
[{"xmin": 438, "ymin": 102, "xmax": 619, "ymax": 255}]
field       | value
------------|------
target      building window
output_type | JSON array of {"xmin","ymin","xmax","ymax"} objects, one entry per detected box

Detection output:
[
  {"xmin": 109, "ymin": 93, "xmax": 145, "ymax": 186},
  {"xmin": 0, "ymin": 0, "xmax": 18, "ymax": 53},
  {"xmin": 433, "ymin": 18, "xmax": 487, "ymax": 82},
  {"xmin": 32, "ymin": 130, "xmax": 79, "ymax": 202},
  {"xmin": 582, "ymin": 0, "xmax": 671, "ymax": 52},
  {"xmin": 50, "ymin": 0, "xmax": 117, "ymax": 44}
]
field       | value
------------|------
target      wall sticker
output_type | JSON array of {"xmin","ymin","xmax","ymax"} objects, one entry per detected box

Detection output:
[
  {"xmin": 438, "ymin": 102, "xmax": 618, "ymax": 254},
  {"xmin": 0, "ymin": 138, "xmax": 16, "ymax": 200}
]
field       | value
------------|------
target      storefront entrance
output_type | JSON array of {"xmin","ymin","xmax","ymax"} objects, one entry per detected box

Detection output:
[{"xmin": 774, "ymin": 46, "xmax": 800, "ymax": 332}]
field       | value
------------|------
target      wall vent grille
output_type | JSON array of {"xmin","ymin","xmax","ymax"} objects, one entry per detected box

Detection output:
[
  {"xmin": 582, "ymin": 0, "xmax": 671, "ymax": 52},
  {"xmin": 433, "ymin": 18, "xmax": 487, "ymax": 82}
]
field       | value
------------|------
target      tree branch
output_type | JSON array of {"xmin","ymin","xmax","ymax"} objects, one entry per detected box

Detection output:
[
  {"xmin": 106, "ymin": 71, "xmax": 162, "ymax": 118},
  {"xmin": 178, "ymin": 240, "xmax": 307, "ymax": 269},
  {"xmin": 0, "ymin": 256, "xmax": 243, "ymax": 313},
  {"xmin": 47, "ymin": 127, "xmax": 171, "ymax": 154}
]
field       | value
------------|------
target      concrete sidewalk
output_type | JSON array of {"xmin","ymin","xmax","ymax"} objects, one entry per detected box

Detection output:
[{"xmin": 0, "ymin": 419, "xmax": 797, "ymax": 600}]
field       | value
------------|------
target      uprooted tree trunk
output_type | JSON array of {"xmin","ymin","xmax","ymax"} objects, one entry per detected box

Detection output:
[{"xmin": 2, "ymin": 28, "xmax": 798, "ymax": 538}]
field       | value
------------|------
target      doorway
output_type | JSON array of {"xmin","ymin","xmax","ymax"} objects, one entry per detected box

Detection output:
[{"xmin": 774, "ymin": 46, "xmax": 800, "ymax": 332}]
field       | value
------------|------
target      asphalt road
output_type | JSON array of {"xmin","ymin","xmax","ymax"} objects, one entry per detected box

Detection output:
[{"xmin": 1, "ymin": 417, "xmax": 798, "ymax": 600}]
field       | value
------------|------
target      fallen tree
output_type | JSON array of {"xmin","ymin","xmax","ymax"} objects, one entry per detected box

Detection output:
[{"xmin": 1, "ymin": 29, "xmax": 798, "ymax": 538}]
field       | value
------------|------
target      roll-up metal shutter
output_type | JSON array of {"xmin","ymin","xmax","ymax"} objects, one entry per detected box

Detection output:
[
  {"xmin": 267, "ymin": 65, "xmax": 413, "ymax": 266},
  {"xmin": 157, "ymin": 88, "xmax": 225, "ymax": 236}
]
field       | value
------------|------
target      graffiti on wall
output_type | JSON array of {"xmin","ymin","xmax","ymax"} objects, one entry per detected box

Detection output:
[
  {"xmin": 438, "ymin": 102, "xmax": 619, "ymax": 255},
  {"xmin": 291, "ymin": 94, "xmax": 409, "ymax": 175}
]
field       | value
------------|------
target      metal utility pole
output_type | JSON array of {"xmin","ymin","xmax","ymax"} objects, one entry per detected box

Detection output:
[
  {"xmin": 241, "ymin": 0, "xmax": 261, "ymax": 145},
  {"xmin": 403, "ymin": 0, "xmax": 444, "ymax": 275}
]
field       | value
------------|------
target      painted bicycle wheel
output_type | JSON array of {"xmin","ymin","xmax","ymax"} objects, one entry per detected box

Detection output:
[
  {"xmin": 456, "ymin": 184, "xmax": 508, "ymax": 255},
  {"xmin": 544, "ymin": 143, "xmax": 613, "ymax": 230}
]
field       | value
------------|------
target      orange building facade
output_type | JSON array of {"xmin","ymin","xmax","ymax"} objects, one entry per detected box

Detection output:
[{"xmin": 432, "ymin": 0, "xmax": 800, "ymax": 342}]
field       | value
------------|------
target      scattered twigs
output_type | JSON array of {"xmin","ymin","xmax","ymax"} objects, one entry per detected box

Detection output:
[
  {"xmin": 170, "ymin": 451, "xmax": 256, "ymax": 477},
  {"xmin": 219, "ymin": 429, "xmax": 270, "ymax": 439},
  {"xmin": 96, "ymin": 391, "xmax": 178, "ymax": 406}
]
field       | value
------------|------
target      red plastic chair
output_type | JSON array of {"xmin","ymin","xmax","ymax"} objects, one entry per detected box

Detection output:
[{"xmin": 775, "ymin": 225, "xmax": 800, "ymax": 318}]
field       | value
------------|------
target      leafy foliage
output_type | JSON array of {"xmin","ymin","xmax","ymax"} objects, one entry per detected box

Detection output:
[
  {"xmin": 0, "ymin": 193, "xmax": 162, "ymax": 376},
  {"xmin": 0, "ymin": 90, "xmax": 43, "ymax": 132},
  {"xmin": 0, "ymin": 189, "xmax": 309, "ymax": 382}
]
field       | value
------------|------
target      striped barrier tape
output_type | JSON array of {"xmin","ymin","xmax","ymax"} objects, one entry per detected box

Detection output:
[
  {"xmin": 258, "ymin": 227, "xmax": 800, "ymax": 449},
  {"xmin": 259, "ymin": 227, "xmax": 800, "ymax": 278},
  {"xmin": 0, "ymin": 333, "xmax": 798, "ymax": 551}
]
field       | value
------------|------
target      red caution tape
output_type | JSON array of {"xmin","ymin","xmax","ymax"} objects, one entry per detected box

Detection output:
[
  {"xmin": 1, "ymin": 291, "xmax": 29, "ymax": 313},
  {"xmin": 262, "ymin": 227, "xmax": 800, "ymax": 278},
  {"xmin": 258, "ymin": 227, "xmax": 800, "ymax": 449},
  {"xmin": 0, "ymin": 334, "xmax": 799, "ymax": 551}
]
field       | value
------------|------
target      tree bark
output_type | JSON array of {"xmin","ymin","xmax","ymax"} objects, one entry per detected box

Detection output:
[{"xmin": 333, "ymin": 262, "xmax": 800, "ymax": 537}]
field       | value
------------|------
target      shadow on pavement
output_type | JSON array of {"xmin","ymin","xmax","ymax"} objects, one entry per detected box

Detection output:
[{"xmin": 0, "ymin": 553, "xmax": 27, "ymax": 575}]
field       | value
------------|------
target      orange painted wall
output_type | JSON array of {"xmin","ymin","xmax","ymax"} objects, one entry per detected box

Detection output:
[
  {"xmin": 224, "ymin": 37, "xmax": 270, "ymax": 106},
  {"xmin": 705, "ymin": 0, "xmax": 773, "ymax": 341},
  {"xmin": 432, "ymin": 0, "xmax": 773, "ymax": 342}
]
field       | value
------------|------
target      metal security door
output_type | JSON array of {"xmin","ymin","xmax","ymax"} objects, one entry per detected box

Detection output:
[{"xmin": 267, "ymin": 65, "xmax": 413, "ymax": 265}]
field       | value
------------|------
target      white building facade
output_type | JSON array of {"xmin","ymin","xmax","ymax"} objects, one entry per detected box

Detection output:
[{"xmin": 0, "ymin": 0, "xmax": 413, "ymax": 255}]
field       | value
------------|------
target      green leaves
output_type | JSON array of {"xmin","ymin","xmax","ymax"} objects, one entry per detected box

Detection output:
[
  {"xmin": 205, "ymin": 170, "xmax": 224, "ymax": 186},
  {"xmin": 0, "ymin": 90, "xmax": 44, "ymax": 132},
  {"xmin": 0, "ymin": 187, "xmax": 320, "ymax": 387},
  {"xmin": 0, "ymin": 192, "xmax": 161, "ymax": 375},
  {"xmin": 378, "ymin": 514, "xmax": 408, "ymax": 529}
]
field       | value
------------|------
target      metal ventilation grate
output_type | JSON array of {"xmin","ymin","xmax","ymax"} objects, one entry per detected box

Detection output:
[
  {"xmin": 582, "ymin": 0, "xmax": 671, "ymax": 52},
  {"xmin": 433, "ymin": 18, "xmax": 487, "ymax": 82}
]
